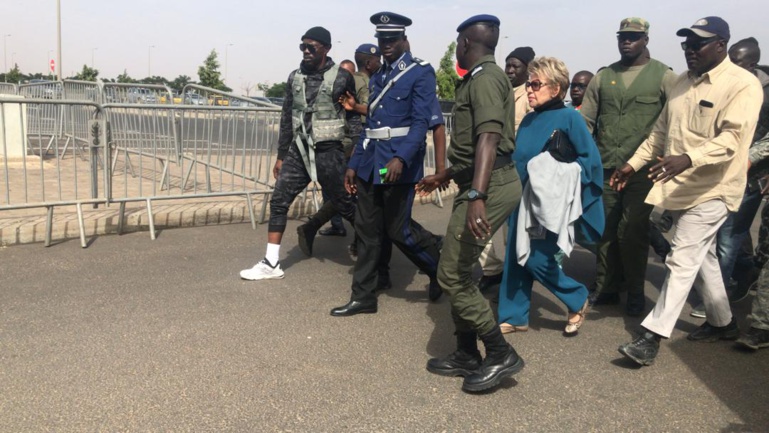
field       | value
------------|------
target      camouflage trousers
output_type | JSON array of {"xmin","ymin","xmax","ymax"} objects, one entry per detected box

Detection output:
[
  {"xmin": 750, "ymin": 202, "xmax": 769, "ymax": 329},
  {"xmin": 268, "ymin": 142, "xmax": 354, "ymax": 233}
]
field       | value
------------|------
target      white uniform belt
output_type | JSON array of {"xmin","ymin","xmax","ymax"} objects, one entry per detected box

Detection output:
[{"xmin": 365, "ymin": 127, "xmax": 410, "ymax": 140}]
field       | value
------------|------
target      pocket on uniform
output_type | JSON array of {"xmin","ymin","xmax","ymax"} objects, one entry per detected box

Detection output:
[
  {"xmin": 382, "ymin": 88, "xmax": 411, "ymax": 116},
  {"xmin": 690, "ymin": 105, "xmax": 715, "ymax": 137}
]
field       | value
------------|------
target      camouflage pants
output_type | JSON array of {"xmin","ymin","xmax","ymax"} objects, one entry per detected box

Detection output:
[
  {"xmin": 750, "ymin": 202, "xmax": 769, "ymax": 329},
  {"xmin": 268, "ymin": 142, "xmax": 354, "ymax": 232}
]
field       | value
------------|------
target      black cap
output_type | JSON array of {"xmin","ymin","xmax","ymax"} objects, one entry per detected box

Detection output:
[
  {"xmin": 676, "ymin": 16, "xmax": 730, "ymax": 41},
  {"xmin": 301, "ymin": 26, "xmax": 332, "ymax": 46},
  {"xmin": 456, "ymin": 14, "xmax": 500, "ymax": 32},
  {"xmin": 506, "ymin": 47, "xmax": 536, "ymax": 65},
  {"xmin": 370, "ymin": 12, "xmax": 412, "ymax": 38}
]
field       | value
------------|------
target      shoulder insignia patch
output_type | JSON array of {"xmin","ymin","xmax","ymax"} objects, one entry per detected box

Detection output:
[{"xmin": 412, "ymin": 57, "xmax": 430, "ymax": 66}]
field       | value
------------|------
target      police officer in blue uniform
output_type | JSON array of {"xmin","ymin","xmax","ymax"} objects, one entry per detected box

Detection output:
[{"xmin": 330, "ymin": 11, "xmax": 443, "ymax": 316}]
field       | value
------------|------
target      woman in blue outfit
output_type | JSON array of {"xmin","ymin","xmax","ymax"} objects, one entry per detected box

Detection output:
[{"xmin": 498, "ymin": 57, "xmax": 604, "ymax": 335}]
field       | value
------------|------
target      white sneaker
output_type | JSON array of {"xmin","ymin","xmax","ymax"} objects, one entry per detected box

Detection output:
[{"xmin": 240, "ymin": 258, "xmax": 285, "ymax": 280}]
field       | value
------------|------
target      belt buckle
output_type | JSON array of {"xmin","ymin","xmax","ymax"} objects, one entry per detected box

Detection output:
[{"xmin": 382, "ymin": 127, "xmax": 391, "ymax": 139}]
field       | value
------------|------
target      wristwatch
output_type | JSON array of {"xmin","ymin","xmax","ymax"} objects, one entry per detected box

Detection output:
[{"xmin": 467, "ymin": 188, "xmax": 488, "ymax": 201}]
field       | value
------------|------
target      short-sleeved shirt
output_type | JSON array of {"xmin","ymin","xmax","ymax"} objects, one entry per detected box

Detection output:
[{"xmin": 448, "ymin": 55, "xmax": 515, "ymax": 174}]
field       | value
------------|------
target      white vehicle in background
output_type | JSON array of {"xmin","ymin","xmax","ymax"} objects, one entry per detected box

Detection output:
[{"xmin": 184, "ymin": 93, "xmax": 207, "ymax": 105}]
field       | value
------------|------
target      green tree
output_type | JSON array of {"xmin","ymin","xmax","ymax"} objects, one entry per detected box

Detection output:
[
  {"xmin": 265, "ymin": 82, "xmax": 287, "ymax": 98},
  {"xmin": 197, "ymin": 49, "xmax": 231, "ymax": 92},
  {"xmin": 435, "ymin": 42, "xmax": 458, "ymax": 100},
  {"xmin": 73, "ymin": 64, "xmax": 99, "ymax": 81},
  {"xmin": 170, "ymin": 75, "xmax": 193, "ymax": 93},
  {"xmin": 116, "ymin": 70, "xmax": 137, "ymax": 83},
  {"xmin": 6, "ymin": 63, "xmax": 23, "ymax": 84},
  {"xmin": 140, "ymin": 75, "xmax": 170, "ymax": 86}
]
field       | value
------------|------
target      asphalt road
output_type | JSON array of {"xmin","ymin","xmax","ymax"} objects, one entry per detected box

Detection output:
[{"xmin": 1, "ymin": 201, "xmax": 768, "ymax": 432}]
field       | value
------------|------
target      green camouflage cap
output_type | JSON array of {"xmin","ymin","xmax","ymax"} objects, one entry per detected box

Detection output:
[{"xmin": 617, "ymin": 17, "xmax": 649, "ymax": 34}]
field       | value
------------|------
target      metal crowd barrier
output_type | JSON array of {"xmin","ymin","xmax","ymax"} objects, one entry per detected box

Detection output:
[
  {"xmin": 0, "ymin": 83, "xmax": 17, "ymax": 95},
  {"xmin": 1, "ymin": 82, "xmax": 452, "ymax": 248},
  {"xmin": 0, "ymin": 98, "xmax": 106, "ymax": 247},
  {"xmin": 104, "ymin": 99, "xmax": 282, "ymax": 239}
]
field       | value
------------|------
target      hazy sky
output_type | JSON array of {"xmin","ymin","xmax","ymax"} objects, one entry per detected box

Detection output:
[{"xmin": 4, "ymin": 0, "xmax": 768, "ymax": 95}]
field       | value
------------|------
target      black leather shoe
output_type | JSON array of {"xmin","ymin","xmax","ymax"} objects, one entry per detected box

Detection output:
[
  {"xmin": 688, "ymin": 319, "xmax": 740, "ymax": 342},
  {"xmin": 428, "ymin": 277, "xmax": 443, "ymax": 301},
  {"xmin": 330, "ymin": 300, "xmax": 377, "ymax": 317},
  {"xmin": 478, "ymin": 273, "xmax": 503, "ymax": 293},
  {"xmin": 626, "ymin": 293, "xmax": 646, "ymax": 317},
  {"xmin": 618, "ymin": 331, "xmax": 660, "ymax": 366},
  {"xmin": 319, "ymin": 226, "xmax": 347, "ymax": 237},
  {"xmin": 376, "ymin": 273, "xmax": 392, "ymax": 291},
  {"xmin": 588, "ymin": 291, "xmax": 620, "ymax": 306},
  {"xmin": 462, "ymin": 349, "xmax": 525, "ymax": 392},
  {"xmin": 427, "ymin": 351, "xmax": 482, "ymax": 377},
  {"xmin": 297, "ymin": 223, "xmax": 317, "ymax": 257}
]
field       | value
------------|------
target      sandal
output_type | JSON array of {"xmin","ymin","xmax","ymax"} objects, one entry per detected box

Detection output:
[
  {"xmin": 564, "ymin": 300, "xmax": 589, "ymax": 335},
  {"xmin": 500, "ymin": 323, "xmax": 529, "ymax": 334}
]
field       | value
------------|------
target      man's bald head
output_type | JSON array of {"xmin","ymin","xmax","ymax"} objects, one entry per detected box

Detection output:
[{"xmin": 729, "ymin": 37, "xmax": 760, "ymax": 74}]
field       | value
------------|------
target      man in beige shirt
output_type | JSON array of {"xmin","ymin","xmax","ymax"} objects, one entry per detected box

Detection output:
[{"xmin": 612, "ymin": 17, "xmax": 763, "ymax": 366}]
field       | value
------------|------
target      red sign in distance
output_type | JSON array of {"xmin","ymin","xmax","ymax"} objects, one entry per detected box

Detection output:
[{"xmin": 50, "ymin": 59, "xmax": 55, "ymax": 73}]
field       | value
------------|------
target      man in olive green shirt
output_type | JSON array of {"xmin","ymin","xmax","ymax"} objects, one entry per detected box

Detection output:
[
  {"xmin": 416, "ymin": 14, "xmax": 523, "ymax": 393},
  {"xmin": 581, "ymin": 17, "xmax": 677, "ymax": 316}
]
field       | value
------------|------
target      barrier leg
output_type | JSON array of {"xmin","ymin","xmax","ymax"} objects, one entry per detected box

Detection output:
[
  {"xmin": 246, "ymin": 193, "xmax": 256, "ymax": 230},
  {"xmin": 118, "ymin": 201, "xmax": 126, "ymax": 235},
  {"xmin": 259, "ymin": 192, "xmax": 270, "ymax": 224},
  {"xmin": 146, "ymin": 198, "xmax": 156, "ymax": 240},
  {"xmin": 44, "ymin": 206, "xmax": 54, "ymax": 247},
  {"xmin": 76, "ymin": 202, "xmax": 87, "ymax": 248}
]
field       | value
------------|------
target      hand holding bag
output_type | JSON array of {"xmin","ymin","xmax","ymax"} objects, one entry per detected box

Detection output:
[{"xmin": 542, "ymin": 129, "xmax": 577, "ymax": 163}]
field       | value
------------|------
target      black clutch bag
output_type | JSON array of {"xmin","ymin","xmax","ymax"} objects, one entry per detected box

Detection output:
[{"xmin": 542, "ymin": 129, "xmax": 577, "ymax": 163}]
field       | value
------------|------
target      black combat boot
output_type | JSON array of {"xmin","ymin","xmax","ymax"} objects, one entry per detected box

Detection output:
[
  {"xmin": 462, "ymin": 326, "xmax": 525, "ymax": 392},
  {"xmin": 426, "ymin": 332, "xmax": 482, "ymax": 377},
  {"xmin": 296, "ymin": 217, "xmax": 322, "ymax": 256}
]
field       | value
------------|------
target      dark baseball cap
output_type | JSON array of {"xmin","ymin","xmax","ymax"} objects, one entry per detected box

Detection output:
[{"xmin": 676, "ymin": 16, "xmax": 730, "ymax": 40}]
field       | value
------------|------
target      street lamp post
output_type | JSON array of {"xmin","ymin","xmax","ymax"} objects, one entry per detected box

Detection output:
[
  {"xmin": 56, "ymin": 0, "xmax": 62, "ymax": 80},
  {"xmin": 91, "ymin": 47, "xmax": 98, "ymax": 68},
  {"xmin": 148, "ymin": 45, "xmax": 155, "ymax": 77},
  {"xmin": 3, "ymin": 34, "xmax": 11, "ymax": 82},
  {"xmin": 225, "ymin": 43, "xmax": 234, "ymax": 84}
]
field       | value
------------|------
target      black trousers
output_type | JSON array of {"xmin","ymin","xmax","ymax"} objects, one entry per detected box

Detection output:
[
  {"xmin": 350, "ymin": 177, "xmax": 440, "ymax": 302},
  {"xmin": 268, "ymin": 143, "xmax": 354, "ymax": 232}
]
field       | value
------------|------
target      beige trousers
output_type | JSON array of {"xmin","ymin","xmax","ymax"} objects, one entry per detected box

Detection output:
[{"xmin": 642, "ymin": 200, "xmax": 733, "ymax": 338}]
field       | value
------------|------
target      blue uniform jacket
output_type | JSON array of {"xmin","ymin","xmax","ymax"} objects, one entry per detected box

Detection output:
[{"xmin": 348, "ymin": 51, "xmax": 437, "ymax": 184}]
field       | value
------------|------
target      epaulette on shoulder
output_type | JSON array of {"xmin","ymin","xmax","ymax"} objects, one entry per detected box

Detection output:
[
  {"xmin": 412, "ymin": 57, "xmax": 430, "ymax": 67},
  {"xmin": 469, "ymin": 65, "xmax": 484, "ymax": 77}
]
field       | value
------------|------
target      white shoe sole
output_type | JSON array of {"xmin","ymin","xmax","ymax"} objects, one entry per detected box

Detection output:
[{"xmin": 239, "ymin": 272, "xmax": 285, "ymax": 281}]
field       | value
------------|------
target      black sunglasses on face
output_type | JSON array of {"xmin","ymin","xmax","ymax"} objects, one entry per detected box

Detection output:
[
  {"xmin": 617, "ymin": 32, "xmax": 645, "ymax": 42},
  {"xmin": 299, "ymin": 43, "xmax": 321, "ymax": 54},
  {"xmin": 570, "ymin": 83, "xmax": 587, "ymax": 90},
  {"xmin": 680, "ymin": 36, "xmax": 721, "ymax": 52},
  {"xmin": 525, "ymin": 80, "xmax": 548, "ymax": 91}
]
